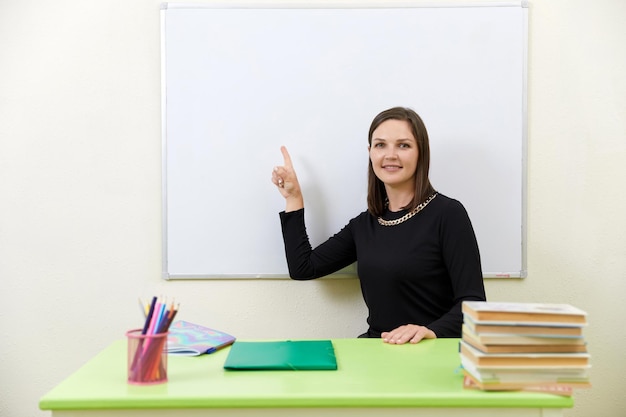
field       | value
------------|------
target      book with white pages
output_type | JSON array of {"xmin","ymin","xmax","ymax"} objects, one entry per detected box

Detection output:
[
  {"xmin": 462, "ymin": 324, "xmax": 586, "ymax": 346},
  {"xmin": 462, "ymin": 301, "xmax": 588, "ymax": 326},
  {"xmin": 463, "ymin": 314, "xmax": 586, "ymax": 335}
]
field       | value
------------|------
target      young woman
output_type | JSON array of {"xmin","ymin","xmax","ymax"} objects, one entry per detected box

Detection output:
[{"xmin": 271, "ymin": 107, "xmax": 486, "ymax": 344}]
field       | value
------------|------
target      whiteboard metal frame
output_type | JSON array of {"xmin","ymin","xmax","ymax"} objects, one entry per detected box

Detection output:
[
  {"xmin": 160, "ymin": 0, "xmax": 529, "ymax": 280},
  {"xmin": 161, "ymin": 1, "xmax": 527, "ymax": 10}
]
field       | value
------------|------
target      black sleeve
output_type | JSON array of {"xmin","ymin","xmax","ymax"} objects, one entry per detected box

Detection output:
[
  {"xmin": 428, "ymin": 199, "xmax": 486, "ymax": 337},
  {"xmin": 279, "ymin": 209, "xmax": 357, "ymax": 280}
]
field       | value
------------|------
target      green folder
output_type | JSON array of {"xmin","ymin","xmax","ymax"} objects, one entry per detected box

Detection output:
[{"xmin": 223, "ymin": 340, "xmax": 337, "ymax": 370}]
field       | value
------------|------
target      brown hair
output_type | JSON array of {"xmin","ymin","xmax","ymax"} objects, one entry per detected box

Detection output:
[{"xmin": 367, "ymin": 107, "xmax": 435, "ymax": 217}]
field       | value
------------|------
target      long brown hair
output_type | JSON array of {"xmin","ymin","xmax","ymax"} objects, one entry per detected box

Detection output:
[{"xmin": 367, "ymin": 107, "xmax": 435, "ymax": 217}]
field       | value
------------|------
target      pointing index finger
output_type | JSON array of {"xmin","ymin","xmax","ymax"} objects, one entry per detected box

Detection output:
[{"xmin": 280, "ymin": 146, "xmax": 293, "ymax": 168}]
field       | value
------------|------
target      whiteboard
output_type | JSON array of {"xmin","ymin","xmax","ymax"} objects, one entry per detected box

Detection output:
[{"xmin": 161, "ymin": 1, "xmax": 528, "ymax": 279}]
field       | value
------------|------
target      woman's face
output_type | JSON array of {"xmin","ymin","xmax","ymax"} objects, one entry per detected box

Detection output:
[{"xmin": 369, "ymin": 119, "xmax": 418, "ymax": 189}]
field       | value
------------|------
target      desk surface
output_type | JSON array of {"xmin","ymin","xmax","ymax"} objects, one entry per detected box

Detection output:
[{"xmin": 40, "ymin": 338, "xmax": 573, "ymax": 411}]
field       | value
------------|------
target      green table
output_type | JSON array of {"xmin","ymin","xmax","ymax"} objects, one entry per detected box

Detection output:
[{"xmin": 40, "ymin": 338, "xmax": 573, "ymax": 417}]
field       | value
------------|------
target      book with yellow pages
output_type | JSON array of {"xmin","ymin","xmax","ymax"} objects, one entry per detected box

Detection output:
[
  {"xmin": 460, "ymin": 354, "xmax": 591, "ymax": 392},
  {"xmin": 462, "ymin": 327, "xmax": 588, "ymax": 354},
  {"xmin": 460, "ymin": 340, "xmax": 590, "ymax": 368},
  {"xmin": 462, "ymin": 371, "xmax": 588, "ymax": 395},
  {"xmin": 462, "ymin": 323, "xmax": 586, "ymax": 351}
]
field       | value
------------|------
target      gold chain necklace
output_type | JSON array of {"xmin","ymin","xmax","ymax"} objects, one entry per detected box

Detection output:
[{"xmin": 377, "ymin": 192, "xmax": 438, "ymax": 226}]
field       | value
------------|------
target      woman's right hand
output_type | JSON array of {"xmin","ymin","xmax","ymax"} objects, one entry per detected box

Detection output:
[{"xmin": 272, "ymin": 146, "xmax": 304, "ymax": 212}]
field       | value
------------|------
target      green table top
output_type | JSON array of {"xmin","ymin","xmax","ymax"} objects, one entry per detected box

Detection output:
[{"xmin": 39, "ymin": 338, "xmax": 573, "ymax": 411}]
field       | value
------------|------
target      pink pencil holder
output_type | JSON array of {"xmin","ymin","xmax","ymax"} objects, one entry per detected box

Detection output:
[{"xmin": 126, "ymin": 329, "xmax": 169, "ymax": 385}]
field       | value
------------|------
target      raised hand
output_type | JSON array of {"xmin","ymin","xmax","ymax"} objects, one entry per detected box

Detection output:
[{"xmin": 272, "ymin": 146, "xmax": 304, "ymax": 212}]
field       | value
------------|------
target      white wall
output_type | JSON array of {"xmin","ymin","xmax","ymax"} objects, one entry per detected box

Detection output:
[{"xmin": 0, "ymin": 1, "xmax": 624, "ymax": 416}]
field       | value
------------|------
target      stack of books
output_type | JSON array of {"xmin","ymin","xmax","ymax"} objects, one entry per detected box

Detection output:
[{"xmin": 460, "ymin": 301, "xmax": 591, "ymax": 395}]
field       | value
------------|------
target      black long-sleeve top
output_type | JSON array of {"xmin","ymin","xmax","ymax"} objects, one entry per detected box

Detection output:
[{"xmin": 279, "ymin": 193, "xmax": 486, "ymax": 338}]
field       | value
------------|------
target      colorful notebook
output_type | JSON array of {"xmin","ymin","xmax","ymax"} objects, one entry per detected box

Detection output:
[
  {"xmin": 223, "ymin": 340, "xmax": 338, "ymax": 370},
  {"xmin": 167, "ymin": 320, "xmax": 236, "ymax": 356}
]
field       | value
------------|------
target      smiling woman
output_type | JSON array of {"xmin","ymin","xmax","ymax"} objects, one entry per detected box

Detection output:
[
  {"xmin": 369, "ymin": 120, "xmax": 420, "ymax": 207},
  {"xmin": 272, "ymin": 107, "xmax": 487, "ymax": 344},
  {"xmin": 367, "ymin": 108, "xmax": 434, "ymax": 216}
]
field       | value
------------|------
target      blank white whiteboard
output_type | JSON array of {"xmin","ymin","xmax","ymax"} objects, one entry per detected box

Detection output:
[{"xmin": 161, "ymin": 1, "xmax": 528, "ymax": 279}]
